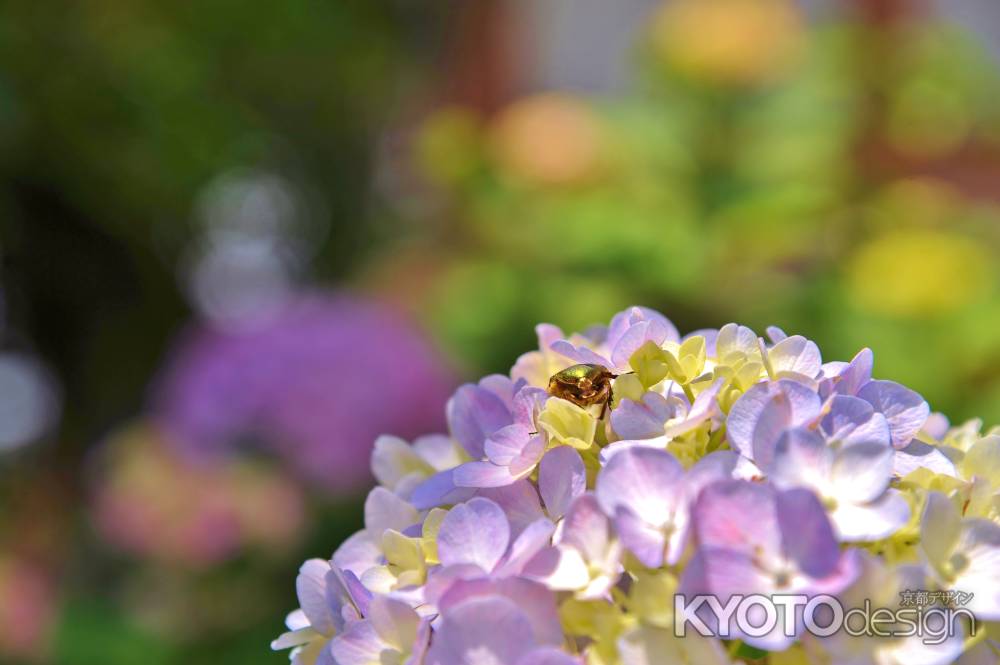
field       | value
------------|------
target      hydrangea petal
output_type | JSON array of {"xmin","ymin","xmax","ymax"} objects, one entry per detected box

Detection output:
[
  {"xmin": 684, "ymin": 328, "xmax": 719, "ymax": 356},
  {"xmin": 483, "ymin": 424, "xmax": 535, "ymax": 466},
  {"xmin": 751, "ymin": 393, "xmax": 794, "ymax": 470},
  {"xmin": 678, "ymin": 547, "xmax": 796, "ymax": 650},
  {"xmin": 296, "ymin": 559, "xmax": 336, "ymax": 636},
  {"xmin": 821, "ymin": 395, "xmax": 891, "ymax": 447},
  {"xmin": 726, "ymin": 380, "xmax": 821, "ymax": 459},
  {"xmin": 715, "ymin": 323, "xmax": 758, "ymax": 362},
  {"xmin": 560, "ymin": 494, "xmax": 611, "ymax": 563},
  {"xmin": 607, "ymin": 306, "xmax": 679, "ymax": 350},
  {"xmin": 831, "ymin": 441, "xmax": 894, "ymax": 504},
  {"xmin": 447, "ymin": 383, "xmax": 514, "ymax": 459},
  {"xmin": 333, "ymin": 531, "xmax": 382, "ymax": 579},
  {"xmin": 517, "ymin": 647, "xmax": 583, "ymax": 665},
  {"xmin": 597, "ymin": 438, "xmax": 669, "ymax": 465},
  {"xmin": 496, "ymin": 518, "xmax": 556, "ymax": 577},
  {"xmin": 662, "ymin": 378, "xmax": 724, "ymax": 439},
  {"xmin": 368, "ymin": 594, "xmax": 421, "ymax": 652},
  {"xmin": 425, "ymin": 596, "xmax": 536, "ymax": 665},
  {"xmin": 960, "ymin": 436, "xmax": 1000, "ymax": 486},
  {"xmin": 538, "ymin": 398, "xmax": 597, "ymax": 450},
  {"xmin": 767, "ymin": 428, "xmax": 832, "ymax": 495},
  {"xmin": 330, "ymin": 619, "xmax": 384, "ymax": 665},
  {"xmin": 765, "ymin": 326, "xmax": 788, "ymax": 343},
  {"xmin": 410, "ymin": 470, "xmax": 476, "ymax": 510},
  {"xmin": 538, "ymin": 447, "xmax": 586, "ymax": 520},
  {"xmin": 437, "ymin": 498, "xmax": 510, "ymax": 572},
  {"xmin": 436, "ymin": 578, "xmax": 563, "ymax": 647},
  {"xmin": 858, "ymin": 380, "xmax": 929, "ymax": 449},
  {"xmin": 684, "ymin": 450, "xmax": 745, "ymax": 501},
  {"xmin": 831, "ymin": 490, "xmax": 910, "ymax": 542},
  {"xmin": 894, "ymin": 440, "xmax": 957, "ymax": 478},
  {"xmin": 271, "ymin": 626, "xmax": 320, "ymax": 650},
  {"xmin": 596, "ymin": 447, "xmax": 684, "ymax": 528},
  {"xmin": 613, "ymin": 505, "xmax": 670, "ymax": 568},
  {"xmin": 365, "ymin": 486, "xmax": 420, "ymax": 539},
  {"xmin": 777, "ymin": 488, "xmax": 840, "ymax": 578},
  {"xmin": 549, "ymin": 340, "xmax": 611, "ymax": 368},
  {"xmin": 882, "ymin": 630, "xmax": 966, "ymax": 665},
  {"xmin": 954, "ymin": 519, "xmax": 1000, "ymax": 620},
  {"xmin": 921, "ymin": 412, "xmax": 950, "ymax": 440},
  {"xmin": 453, "ymin": 461, "xmax": 525, "ymax": 488},
  {"xmin": 610, "ymin": 319, "xmax": 670, "ymax": 370},
  {"xmin": 511, "ymin": 387, "xmax": 550, "ymax": 429},
  {"xmin": 371, "ymin": 435, "xmax": 433, "ymax": 489},
  {"xmin": 831, "ymin": 348, "xmax": 873, "ymax": 397},
  {"xmin": 412, "ymin": 434, "xmax": 467, "ymax": 472},
  {"xmin": 920, "ymin": 492, "xmax": 962, "ymax": 568},
  {"xmin": 768, "ymin": 335, "xmax": 822, "ymax": 379},
  {"xmin": 693, "ymin": 480, "xmax": 780, "ymax": 555},
  {"xmin": 478, "ymin": 479, "xmax": 546, "ymax": 539},
  {"xmin": 611, "ymin": 393, "xmax": 675, "ymax": 440},
  {"xmin": 522, "ymin": 545, "xmax": 590, "ymax": 590}
]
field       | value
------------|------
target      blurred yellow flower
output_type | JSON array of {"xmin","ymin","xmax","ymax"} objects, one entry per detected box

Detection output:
[
  {"xmin": 846, "ymin": 229, "xmax": 994, "ymax": 317},
  {"xmin": 490, "ymin": 93, "xmax": 605, "ymax": 187},
  {"xmin": 649, "ymin": 0, "xmax": 805, "ymax": 86}
]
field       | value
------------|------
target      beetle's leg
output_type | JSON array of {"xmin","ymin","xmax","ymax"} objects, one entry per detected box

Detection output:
[{"xmin": 599, "ymin": 386, "xmax": 613, "ymax": 421}]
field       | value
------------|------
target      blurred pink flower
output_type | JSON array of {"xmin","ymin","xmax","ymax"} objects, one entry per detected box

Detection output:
[
  {"xmin": 0, "ymin": 556, "xmax": 57, "ymax": 661},
  {"xmin": 92, "ymin": 423, "xmax": 306, "ymax": 568}
]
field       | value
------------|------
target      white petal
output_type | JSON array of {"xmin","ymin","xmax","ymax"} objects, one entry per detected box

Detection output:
[
  {"xmin": 832, "ymin": 442, "xmax": 894, "ymax": 504},
  {"xmin": 894, "ymin": 440, "xmax": 957, "ymax": 478},
  {"xmin": 921, "ymin": 492, "xmax": 962, "ymax": 568},
  {"xmin": 769, "ymin": 335, "xmax": 822, "ymax": 379},
  {"xmin": 831, "ymin": 490, "xmax": 910, "ymax": 542},
  {"xmin": 272, "ymin": 627, "xmax": 320, "ymax": 650},
  {"xmin": 365, "ymin": 487, "xmax": 420, "ymax": 540},
  {"xmin": 954, "ymin": 519, "xmax": 1000, "ymax": 620},
  {"xmin": 523, "ymin": 545, "xmax": 590, "ymax": 591}
]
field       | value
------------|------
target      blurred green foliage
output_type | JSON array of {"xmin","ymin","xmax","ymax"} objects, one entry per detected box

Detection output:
[{"xmin": 400, "ymin": 3, "xmax": 1000, "ymax": 425}]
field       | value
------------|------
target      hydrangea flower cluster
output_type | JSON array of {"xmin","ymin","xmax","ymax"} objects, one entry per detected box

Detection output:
[{"xmin": 273, "ymin": 307, "xmax": 1000, "ymax": 664}]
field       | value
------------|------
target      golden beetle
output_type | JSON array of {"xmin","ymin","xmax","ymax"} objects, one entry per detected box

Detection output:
[{"xmin": 547, "ymin": 363, "xmax": 617, "ymax": 417}]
